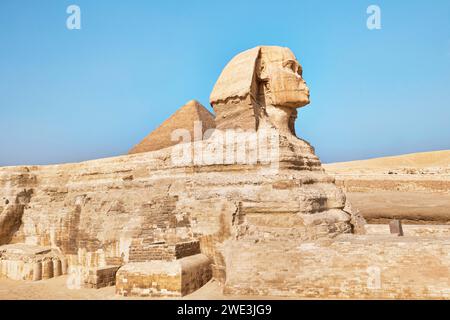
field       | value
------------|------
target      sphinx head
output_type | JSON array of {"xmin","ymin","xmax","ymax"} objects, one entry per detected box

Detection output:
[
  {"xmin": 257, "ymin": 46, "xmax": 310, "ymax": 108},
  {"xmin": 210, "ymin": 46, "xmax": 310, "ymax": 134}
]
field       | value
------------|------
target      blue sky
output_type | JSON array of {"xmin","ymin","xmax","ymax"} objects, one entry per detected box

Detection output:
[{"xmin": 0, "ymin": 0, "xmax": 449, "ymax": 166}]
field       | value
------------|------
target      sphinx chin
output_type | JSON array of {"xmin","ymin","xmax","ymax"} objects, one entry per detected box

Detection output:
[{"xmin": 280, "ymin": 98, "xmax": 310, "ymax": 109}]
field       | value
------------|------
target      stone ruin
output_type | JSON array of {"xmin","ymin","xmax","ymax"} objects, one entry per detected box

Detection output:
[
  {"xmin": 0, "ymin": 244, "xmax": 66, "ymax": 281},
  {"xmin": 1, "ymin": 46, "xmax": 450, "ymax": 299}
]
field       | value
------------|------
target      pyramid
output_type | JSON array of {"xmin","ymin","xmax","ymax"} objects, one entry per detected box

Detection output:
[{"xmin": 128, "ymin": 100, "xmax": 216, "ymax": 154}]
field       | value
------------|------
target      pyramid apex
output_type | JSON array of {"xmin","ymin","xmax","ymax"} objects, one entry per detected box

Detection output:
[{"xmin": 185, "ymin": 99, "xmax": 201, "ymax": 107}]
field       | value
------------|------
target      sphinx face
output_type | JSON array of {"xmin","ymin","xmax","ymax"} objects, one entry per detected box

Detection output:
[
  {"xmin": 259, "ymin": 47, "xmax": 310, "ymax": 108},
  {"xmin": 209, "ymin": 46, "xmax": 310, "ymax": 133}
]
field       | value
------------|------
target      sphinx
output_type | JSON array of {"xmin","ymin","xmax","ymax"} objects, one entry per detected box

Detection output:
[
  {"xmin": 1, "ymin": 46, "xmax": 449, "ymax": 299},
  {"xmin": 0, "ymin": 46, "xmax": 356, "ymax": 297}
]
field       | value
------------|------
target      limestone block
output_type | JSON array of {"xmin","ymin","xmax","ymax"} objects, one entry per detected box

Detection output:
[
  {"xmin": 116, "ymin": 254, "xmax": 212, "ymax": 297},
  {"xmin": 82, "ymin": 265, "xmax": 121, "ymax": 289},
  {"xmin": 129, "ymin": 240, "xmax": 201, "ymax": 262},
  {"xmin": 224, "ymin": 235, "xmax": 450, "ymax": 299},
  {"xmin": 389, "ymin": 220, "xmax": 404, "ymax": 236}
]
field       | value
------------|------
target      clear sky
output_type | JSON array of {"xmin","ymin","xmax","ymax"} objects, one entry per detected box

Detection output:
[{"xmin": 0, "ymin": 0, "xmax": 449, "ymax": 166}]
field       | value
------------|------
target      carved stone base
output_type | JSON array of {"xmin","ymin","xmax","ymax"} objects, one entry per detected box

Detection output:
[{"xmin": 0, "ymin": 243, "xmax": 67, "ymax": 281}]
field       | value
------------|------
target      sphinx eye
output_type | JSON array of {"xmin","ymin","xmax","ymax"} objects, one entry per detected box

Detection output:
[{"xmin": 283, "ymin": 60, "xmax": 297, "ymax": 73}]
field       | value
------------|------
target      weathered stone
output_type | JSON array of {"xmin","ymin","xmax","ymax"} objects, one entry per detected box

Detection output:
[
  {"xmin": 389, "ymin": 220, "xmax": 404, "ymax": 236},
  {"xmin": 224, "ymin": 235, "xmax": 450, "ymax": 299},
  {"xmin": 0, "ymin": 244, "xmax": 65, "ymax": 281},
  {"xmin": 115, "ymin": 254, "xmax": 212, "ymax": 297},
  {"xmin": 210, "ymin": 46, "xmax": 309, "ymax": 134},
  {"xmin": 81, "ymin": 265, "xmax": 121, "ymax": 289}
]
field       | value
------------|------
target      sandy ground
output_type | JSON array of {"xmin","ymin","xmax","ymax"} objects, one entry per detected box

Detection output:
[
  {"xmin": 0, "ymin": 276, "xmax": 226, "ymax": 300},
  {"xmin": 347, "ymin": 191, "xmax": 450, "ymax": 223},
  {"xmin": 323, "ymin": 150, "xmax": 450, "ymax": 173},
  {"xmin": 324, "ymin": 150, "xmax": 450, "ymax": 223},
  {"xmin": 365, "ymin": 224, "xmax": 450, "ymax": 236},
  {"xmin": 0, "ymin": 276, "xmax": 288, "ymax": 300}
]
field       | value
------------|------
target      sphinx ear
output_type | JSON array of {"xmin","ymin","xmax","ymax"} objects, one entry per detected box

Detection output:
[
  {"xmin": 249, "ymin": 47, "xmax": 265, "ymax": 101},
  {"xmin": 253, "ymin": 51, "xmax": 273, "ymax": 106}
]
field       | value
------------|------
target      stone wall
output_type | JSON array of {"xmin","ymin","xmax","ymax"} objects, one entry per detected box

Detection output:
[
  {"xmin": 129, "ymin": 240, "xmax": 200, "ymax": 262},
  {"xmin": 224, "ymin": 234, "xmax": 450, "ymax": 299},
  {"xmin": 83, "ymin": 266, "xmax": 121, "ymax": 289}
]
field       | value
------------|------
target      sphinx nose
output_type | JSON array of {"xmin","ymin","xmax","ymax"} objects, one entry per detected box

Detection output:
[{"xmin": 304, "ymin": 85, "xmax": 310, "ymax": 96}]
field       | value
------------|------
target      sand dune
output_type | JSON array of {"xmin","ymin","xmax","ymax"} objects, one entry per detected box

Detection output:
[
  {"xmin": 323, "ymin": 150, "xmax": 450, "ymax": 224},
  {"xmin": 324, "ymin": 150, "xmax": 450, "ymax": 173}
]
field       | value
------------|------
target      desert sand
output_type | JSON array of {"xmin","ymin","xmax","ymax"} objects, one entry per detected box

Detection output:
[
  {"xmin": 324, "ymin": 150, "xmax": 450, "ymax": 173},
  {"xmin": 324, "ymin": 150, "xmax": 450, "ymax": 223},
  {"xmin": 0, "ymin": 277, "xmax": 287, "ymax": 300}
]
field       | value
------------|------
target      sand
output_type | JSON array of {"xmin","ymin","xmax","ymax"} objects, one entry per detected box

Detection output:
[
  {"xmin": 324, "ymin": 150, "xmax": 450, "ymax": 173},
  {"xmin": 0, "ymin": 276, "xmax": 292, "ymax": 300},
  {"xmin": 324, "ymin": 150, "xmax": 450, "ymax": 223},
  {"xmin": 0, "ymin": 276, "xmax": 224, "ymax": 300},
  {"xmin": 346, "ymin": 191, "xmax": 450, "ymax": 224}
]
